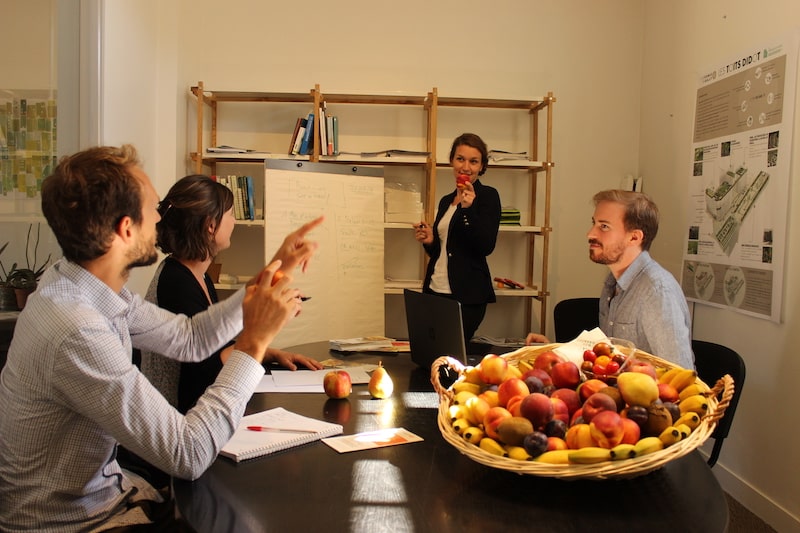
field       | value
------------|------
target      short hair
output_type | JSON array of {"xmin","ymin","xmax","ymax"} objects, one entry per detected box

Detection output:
[
  {"xmin": 449, "ymin": 133, "xmax": 489, "ymax": 176},
  {"xmin": 156, "ymin": 175, "xmax": 234, "ymax": 261},
  {"xmin": 593, "ymin": 189, "xmax": 660, "ymax": 251},
  {"xmin": 41, "ymin": 145, "xmax": 143, "ymax": 262}
]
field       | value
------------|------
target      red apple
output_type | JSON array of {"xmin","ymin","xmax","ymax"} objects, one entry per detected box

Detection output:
[
  {"xmin": 657, "ymin": 382, "xmax": 680, "ymax": 403},
  {"xmin": 479, "ymin": 354, "xmax": 508, "ymax": 384},
  {"xmin": 519, "ymin": 392, "xmax": 555, "ymax": 429},
  {"xmin": 532, "ymin": 350, "xmax": 564, "ymax": 373},
  {"xmin": 577, "ymin": 378, "xmax": 608, "ymax": 402},
  {"xmin": 550, "ymin": 361, "xmax": 581, "ymax": 389},
  {"xmin": 589, "ymin": 410, "xmax": 625, "ymax": 448},
  {"xmin": 551, "ymin": 388, "xmax": 581, "ymax": 417},
  {"xmin": 483, "ymin": 406, "xmax": 513, "ymax": 440},
  {"xmin": 628, "ymin": 359, "xmax": 658, "ymax": 380},
  {"xmin": 497, "ymin": 377, "xmax": 530, "ymax": 407},
  {"xmin": 550, "ymin": 397, "xmax": 569, "ymax": 424},
  {"xmin": 323, "ymin": 370, "xmax": 352, "ymax": 399},
  {"xmin": 582, "ymin": 391, "xmax": 618, "ymax": 423},
  {"xmin": 620, "ymin": 417, "xmax": 641, "ymax": 445}
]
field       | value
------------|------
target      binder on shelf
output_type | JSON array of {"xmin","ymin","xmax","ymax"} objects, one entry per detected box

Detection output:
[
  {"xmin": 246, "ymin": 176, "xmax": 256, "ymax": 220},
  {"xmin": 288, "ymin": 117, "xmax": 304, "ymax": 155},
  {"xmin": 299, "ymin": 112, "xmax": 314, "ymax": 155}
]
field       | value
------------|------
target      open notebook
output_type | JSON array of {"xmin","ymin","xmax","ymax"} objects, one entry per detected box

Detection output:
[{"xmin": 220, "ymin": 407, "xmax": 343, "ymax": 462}]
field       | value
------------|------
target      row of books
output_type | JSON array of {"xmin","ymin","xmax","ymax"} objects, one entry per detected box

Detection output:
[
  {"xmin": 213, "ymin": 175, "xmax": 256, "ymax": 220},
  {"xmin": 288, "ymin": 103, "xmax": 340, "ymax": 156}
]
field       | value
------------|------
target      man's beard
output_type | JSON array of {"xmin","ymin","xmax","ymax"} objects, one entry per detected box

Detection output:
[
  {"xmin": 588, "ymin": 239, "xmax": 624, "ymax": 265},
  {"xmin": 126, "ymin": 240, "xmax": 159, "ymax": 270}
]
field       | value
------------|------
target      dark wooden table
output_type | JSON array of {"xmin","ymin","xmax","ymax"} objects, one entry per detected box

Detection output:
[{"xmin": 173, "ymin": 341, "xmax": 729, "ymax": 533}]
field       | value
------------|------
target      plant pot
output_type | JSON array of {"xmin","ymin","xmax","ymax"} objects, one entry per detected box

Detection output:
[
  {"xmin": 0, "ymin": 286, "xmax": 18, "ymax": 311},
  {"xmin": 14, "ymin": 287, "xmax": 34, "ymax": 310}
]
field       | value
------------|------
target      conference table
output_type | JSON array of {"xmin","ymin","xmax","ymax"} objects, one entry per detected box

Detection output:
[{"xmin": 173, "ymin": 341, "xmax": 729, "ymax": 532}]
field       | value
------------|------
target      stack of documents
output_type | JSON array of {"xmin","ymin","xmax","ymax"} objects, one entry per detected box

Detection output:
[
  {"xmin": 384, "ymin": 186, "xmax": 423, "ymax": 224},
  {"xmin": 329, "ymin": 336, "xmax": 409, "ymax": 352}
]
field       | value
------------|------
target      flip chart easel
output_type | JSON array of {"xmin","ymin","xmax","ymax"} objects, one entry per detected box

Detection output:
[{"xmin": 263, "ymin": 160, "xmax": 385, "ymax": 348}]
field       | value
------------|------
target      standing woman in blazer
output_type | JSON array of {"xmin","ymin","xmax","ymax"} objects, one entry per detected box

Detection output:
[{"xmin": 414, "ymin": 133, "xmax": 501, "ymax": 344}]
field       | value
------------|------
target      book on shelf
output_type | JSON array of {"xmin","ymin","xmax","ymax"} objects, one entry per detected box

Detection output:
[
  {"xmin": 488, "ymin": 149, "xmax": 528, "ymax": 162},
  {"xmin": 220, "ymin": 407, "xmax": 343, "ymax": 463},
  {"xmin": 500, "ymin": 206, "xmax": 521, "ymax": 225},
  {"xmin": 319, "ymin": 102, "xmax": 328, "ymax": 156},
  {"xmin": 245, "ymin": 175, "xmax": 256, "ymax": 220},
  {"xmin": 291, "ymin": 117, "xmax": 308, "ymax": 155},
  {"xmin": 207, "ymin": 145, "xmax": 259, "ymax": 154},
  {"xmin": 326, "ymin": 114, "xmax": 335, "ymax": 155},
  {"xmin": 288, "ymin": 117, "xmax": 304, "ymax": 155},
  {"xmin": 331, "ymin": 115, "xmax": 339, "ymax": 155},
  {"xmin": 299, "ymin": 112, "xmax": 314, "ymax": 155}
]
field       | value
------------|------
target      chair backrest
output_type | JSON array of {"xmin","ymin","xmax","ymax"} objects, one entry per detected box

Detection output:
[
  {"xmin": 691, "ymin": 339, "xmax": 746, "ymax": 467},
  {"xmin": 553, "ymin": 297, "xmax": 600, "ymax": 343}
]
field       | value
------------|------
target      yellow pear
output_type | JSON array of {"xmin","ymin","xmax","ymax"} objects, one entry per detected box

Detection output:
[{"xmin": 368, "ymin": 361, "xmax": 394, "ymax": 399}]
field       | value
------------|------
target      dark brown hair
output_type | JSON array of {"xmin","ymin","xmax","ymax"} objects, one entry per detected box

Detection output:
[
  {"xmin": 593, "ymin": 189, "xmax": 660, "ymax": 251},
  {"xmin": 156, "ymin": 175, "xmax": 234, "ymax": 261},
  {"xmin": 449, "ymin": 133, "xmax": 489, "ymax": 176},
  {"xmin": 41, "ymin": 144, "xmax": 143, "ymax": 262}
]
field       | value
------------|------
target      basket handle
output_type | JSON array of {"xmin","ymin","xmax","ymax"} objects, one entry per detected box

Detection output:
[
  {"xmin": 702, "ymin": 374, "xmax": 734, "ymax": 426},
  {"xmin": 430, "ymin": 355, "xmax": 467, "ymax": 400}
]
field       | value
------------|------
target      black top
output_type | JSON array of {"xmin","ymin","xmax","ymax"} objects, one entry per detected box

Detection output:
[
  {"xmin": 422, "ymin": 179, "xmax": 501, "ymax": 305},
  {"xmin": 157, "ymin": 257, "xmax": 233, "ymax": 413}
]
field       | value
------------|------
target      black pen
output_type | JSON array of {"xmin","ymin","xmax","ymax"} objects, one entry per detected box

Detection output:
[{"xmin": 300, "ymin": 296, "xmax": 312, "ymax": 301}]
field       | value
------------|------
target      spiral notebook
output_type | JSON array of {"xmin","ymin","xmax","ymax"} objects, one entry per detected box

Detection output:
[{"xmin": 220, "ymin": 407, "xmax": 343, "ymax": 462}]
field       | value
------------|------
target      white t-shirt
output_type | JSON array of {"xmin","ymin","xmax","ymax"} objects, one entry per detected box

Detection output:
[{"xmin": 429, "ymin": 203, "xmax": 457, "ymax": 293}]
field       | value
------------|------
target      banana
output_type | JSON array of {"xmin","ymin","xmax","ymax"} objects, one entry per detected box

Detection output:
[
  {"xmin": 568, "ymin": 447, "xmax": 612, "ymax": 464},
  {"xmin": 479, "ymin": 437, "xmax": 508, "ymax": 457},
  {"xmin": 453, "ymin": 390, "xmax": 478, "ymax": 406},
  {"xmin": 674, "ymin": 411, "xmax": 701, "ymax": 430},
  {"xmin": 668, "ymin": 368, "xmax": 698, "ymax": 392},
  {"xmin": 517, "ymin": 359, "xmax": 534, "ymax": 374},
  {"xmin": 505, "ymin": 445, "xmax": 533, "ymax": 461},
  {"xmin": 632, "ymin": 436, "xmax": 664, "ymax": 456},
  {"xmin": 678, "ymin": 383, "xmax": 710, "ymax": 401},
  {"xmin": 675, "ymin": 423, "xmax": 692, "ymax": 440},
  {"xmin": 462, "ymin": 426, "xmax": 485, "ymax": 445},
  {"xmin": 610, "ymin": 443, "xmax": 637, "ymax": 460},
  {"xmin": 658, "ymin": 367, "xmax": 681, "ymax": 385},
  {"xmin": 448, "ymin": 404, "xmax": 469, "ymax": 422},
  {"xmin": 679, "ymin": 394, "xmax": 709, "ymax": 415},
  {"xmin": 534, "ymin": 449, "xmax": 571, "ymax": 464},
  {"xmin": 453, "ymin": 381, "xmax": 482, "ymax": 395},
  {"xmin": 658, "ymin": 426, "xmax": 682, "ymax": 447},
  {"xmin": 463, "ymin": 366, "xmax": 484, "ymax": 384},
  {"xmin": 506, "ymin": 365, "xmax": 523, "ymax": 379},
  {"xmin": 452, "ymin": 417, "xmax": 471, "ymax": 435}
]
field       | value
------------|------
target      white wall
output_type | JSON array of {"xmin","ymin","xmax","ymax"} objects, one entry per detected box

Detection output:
[{"xmin": 96, "ymin": 0, "xmax": 799, "ymax": 529}]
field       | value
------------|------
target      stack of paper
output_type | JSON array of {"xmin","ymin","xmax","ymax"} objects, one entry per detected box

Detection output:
[
  {"xmin": 384, "ymin": 187, "xmax": 423, "ymax": 224},
  {"xmin": 329, "ymin": 336, "xmax": 407, "ymax": 352}
]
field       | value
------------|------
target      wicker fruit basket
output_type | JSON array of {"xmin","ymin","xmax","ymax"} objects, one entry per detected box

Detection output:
[{"xmin": 431, "ymin": 344, "xmax": 734, "ymax": 480}]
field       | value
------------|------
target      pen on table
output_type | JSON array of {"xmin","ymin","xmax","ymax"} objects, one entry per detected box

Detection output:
[{"xmin": 247, "ymin": 426, "xmax": 319, "ymax": 434}]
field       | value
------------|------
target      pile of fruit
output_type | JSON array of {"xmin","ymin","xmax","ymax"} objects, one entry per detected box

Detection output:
[{"xmin": 445, "ymin": 344, "xmax": 712, "ymax": 465}]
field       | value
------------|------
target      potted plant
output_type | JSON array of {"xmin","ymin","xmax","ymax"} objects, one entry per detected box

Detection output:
[{"xmin": 0, "ymin": 224, "xmax": 51, "ymax": 310}]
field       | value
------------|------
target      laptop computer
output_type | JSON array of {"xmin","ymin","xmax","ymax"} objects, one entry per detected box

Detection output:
[{"xmin": 403, "ymin": 289, "xmax": 467, "ymax": 368}]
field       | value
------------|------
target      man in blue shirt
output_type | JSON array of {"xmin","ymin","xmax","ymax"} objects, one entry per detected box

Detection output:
[{"xmin": 528, "ymin": 190, "xmax": 693, "ymax": 369}]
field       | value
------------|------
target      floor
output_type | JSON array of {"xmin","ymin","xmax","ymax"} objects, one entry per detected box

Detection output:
[{"xmin": 727, "ymin": 493, "xmax": 777, "ymax": 532}]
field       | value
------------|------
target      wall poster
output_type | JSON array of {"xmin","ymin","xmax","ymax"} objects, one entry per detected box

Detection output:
[{"xmin": 681, "ymin": 32, "xmax": 799, "ymax": 323}]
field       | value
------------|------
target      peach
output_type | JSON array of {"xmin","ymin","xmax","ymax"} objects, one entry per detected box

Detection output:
[
  {"xmin": 483, "ymin": 406, "xmax": 513, "ymax": 440},
  {"xmin": 565, "ymin": 423, "xmax": 596, "ymax": 449},
  {"xmin": 577, "ymin": 378, "xmax": 608, "ymax": 403},
  {"xmin": 550, "ymin": 397, "xmax": 570, "ymax": 424},
  {"xmin": 582, "ymin": 391, "xmax": 618, "ymax": 423},
  {"xmin": 497, "ymin": 377, "xmax": 530, "ymax": 407},
  {"xmin": 478, "ymin": 389, "xmax": 500, "ymax": 408},
  {"xmin": 657, "ymin": 382, "xmax": 680, "ymax": 403},
  {"xmin": 532, "ymin": 350, "xmax": 564, "ymax": 373},
  {"xmin": 589, "ymin": 410, "xmax": 625, "ymax": 448},
  {"xmin": 479, "ymin": 354, "xmax": 508, "ymax": 384},
  {"xmin": 620, "ymin": 417, "xmax": 641, "ymax": 445},
  {"xmin": 551, "ymin": 361, "xmax": 581, "ymax": 389},
  {"xmin": 547, "ymin": 436, "xmax": 569, "ymax": 451},
  {"xmin": 522, "ymin": 368, "xmax": 553, "ymax": 388},
  {"xmin": 551, "ymin": 388, "xmax": 581, "ymax": 417},
  {"xmin": 519, "ymin": 392, "xmax": 554, "ymax": 429},
  {"xmin": 506, "ymin": 395, "xmax": 525, "ymax": 417},
  {"xmin": 628, "ymin": 359, "xmax": 658, "ymax": 380}
]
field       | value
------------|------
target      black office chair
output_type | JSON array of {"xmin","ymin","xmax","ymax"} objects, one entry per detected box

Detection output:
[
  {"xmin": 691, "ymin": 339, "xmax": 746, "ymax": 467},
  {"xmin": 553, "ymin": 297, "xmax": 600, "ymax": 343}
]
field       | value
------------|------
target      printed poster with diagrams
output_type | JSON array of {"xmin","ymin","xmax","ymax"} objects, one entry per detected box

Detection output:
[{"xmin": 681, "ymin": 32, "xmax": 799, "ymax": 322}]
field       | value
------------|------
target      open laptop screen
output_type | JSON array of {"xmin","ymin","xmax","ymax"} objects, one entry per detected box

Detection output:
[{"xmin": 403, "ymin": 289, "xmax": 467, "ymax": 368}]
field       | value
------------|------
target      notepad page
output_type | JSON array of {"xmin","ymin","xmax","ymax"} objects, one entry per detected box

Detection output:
[{"xmin": 220, "ymin": 407, "xmax": 343, "ymax": 462}]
